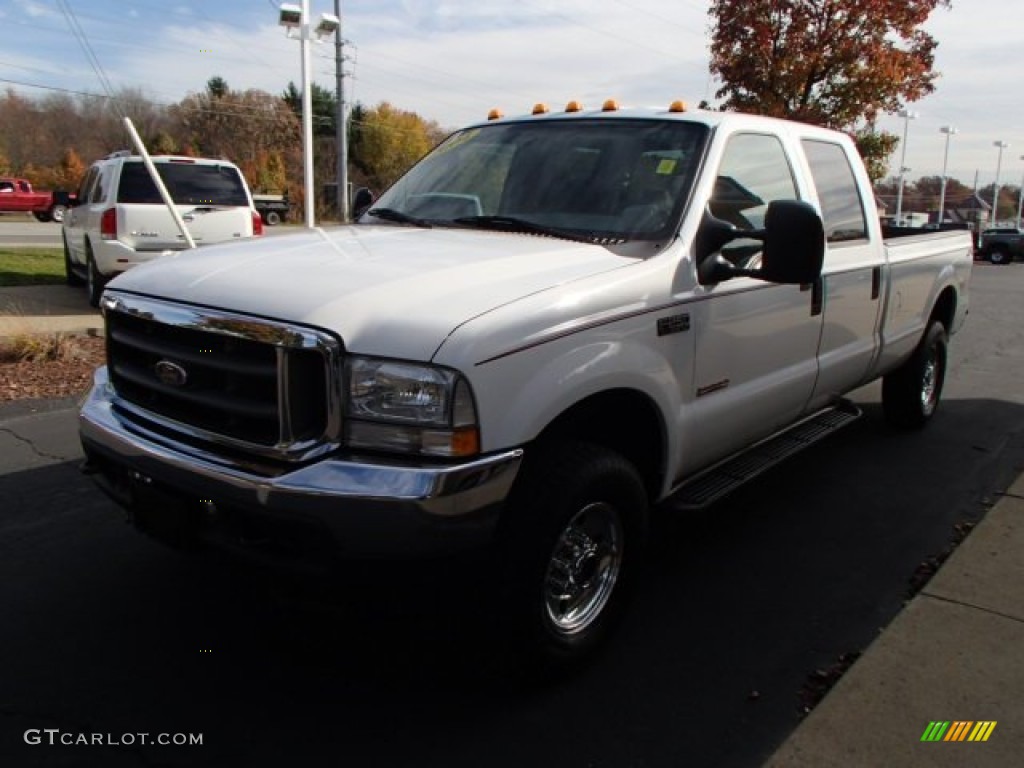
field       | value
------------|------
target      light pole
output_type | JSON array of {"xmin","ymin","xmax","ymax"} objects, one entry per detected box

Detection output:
[
  {"xmin": 992, "ymin": 140, "xmax": 1010, "ymax": 228},
  {"xmin": 279, "ymin": 3, "xmax": 340, "ymax": 228},
  {"xmin": 937, "ymin": 126, "xmax": 957, "ymax": 225},
  {"xmin": 895, "ymin": 109, "xmax": 918, "ymax": 224},
  {"xmin": 334, "ymin": 0, "xmax": 349, "ymax": 222},
  {"xmin": 1016, "ymin": 156, "xmax": 1024, "ymax": 230}
]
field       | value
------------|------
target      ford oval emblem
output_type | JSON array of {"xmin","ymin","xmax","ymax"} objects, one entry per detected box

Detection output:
[{"xmin": 154, "ymin": 360, "xmax": 188, "ymax": 388}]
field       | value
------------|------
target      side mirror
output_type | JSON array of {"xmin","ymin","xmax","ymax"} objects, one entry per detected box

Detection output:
[
  {"xmin": 352, "ymin": 187, "xmax": 374, "ymax": 219},
  {"xmin": 696, "ymin": 200, "xmax": 824, "ymax": 285},
  {"xmin": 759, "ymin": 200, "xmax": 825, "ymax": 284}
]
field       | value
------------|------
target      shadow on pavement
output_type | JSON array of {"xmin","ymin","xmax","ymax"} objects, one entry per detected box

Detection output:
[{"xmin": 1, "ymin": 395, "xmax": 1023, "ymax": 767}]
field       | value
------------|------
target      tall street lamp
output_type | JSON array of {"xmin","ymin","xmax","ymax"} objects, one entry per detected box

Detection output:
[
  {"xmin": 992, "ymin": 140, "xmax": 1010, "ymax": 228},
  {"xmin": 279, "ymin": 2, "xmax": 340, "ymax": 228},
  {"xmin": 895, "ymin": 109, "xmax": 918, "ymax": 224},
  {"xmin": 937, "ymin": 126, "xmax": 958, "ymax": 225}
]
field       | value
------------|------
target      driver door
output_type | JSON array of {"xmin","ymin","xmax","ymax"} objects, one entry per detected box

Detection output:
[{"xmin": 684, "ymin": 132, "xmax": 823, "ymax": 472}]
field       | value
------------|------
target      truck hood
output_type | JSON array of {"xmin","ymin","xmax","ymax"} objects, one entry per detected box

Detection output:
[{"xmin": 108, "ymin": 225, "xmax": 637, "ymax": 359}]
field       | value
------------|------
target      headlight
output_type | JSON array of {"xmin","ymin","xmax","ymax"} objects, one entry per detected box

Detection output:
[{"xmin": 345, "ymin": 356, "xmax": 480, "ymax": 457}]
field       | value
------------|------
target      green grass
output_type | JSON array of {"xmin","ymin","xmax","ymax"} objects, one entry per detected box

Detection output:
[{"xmin": 0, "ymin": 248, "xmax": 65, "ymax": 286}]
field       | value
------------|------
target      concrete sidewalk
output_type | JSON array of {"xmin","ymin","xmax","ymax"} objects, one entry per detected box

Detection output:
[
  {"xmin": 0, "ymin": 284, "xmax": 102, "ymax": 337},
  {"xmin": 764, "ymin": 475, "xmax": 1024, "ymax": 766}
]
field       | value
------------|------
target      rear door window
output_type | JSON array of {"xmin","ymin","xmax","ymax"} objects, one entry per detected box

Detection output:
[
  {"xmin": 801, "ymin": 139, "xmax": 868, "ymax": 243},
  {"xmin": 117, "ymin": 162, "xmax": 249, "ymax": 206}
]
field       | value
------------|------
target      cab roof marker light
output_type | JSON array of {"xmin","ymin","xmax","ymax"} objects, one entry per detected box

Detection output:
[
  {"xmin": 669, "ymin": 100, "xmax": 688, "ymax": 113},
  {"xmin": 487, "ymin": 108, "xmax": 504, "ymax": 121},
  {"xmin": 565, "ymin": 100, "xmax": 584, "ymax": 113},
  {"xmin": 602, "ymin": 99, "xmax": 620, "ymax": 112},
  {"xmin": 532, "ymin": 103, "xmax": 550, "ymax": 115}
]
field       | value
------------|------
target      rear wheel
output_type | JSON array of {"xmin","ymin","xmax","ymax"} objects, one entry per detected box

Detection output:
[
  {"xmin": 882, "ymin": 321, "xmax": 948, "ymax": 429},
  {"xmin": 86, "ymin": 245, "xmax": 108, "ymax": 308},
  {"xmin": 265, "ymin": 210, "xmax": 281, "ymax": 226},
  {"xmin": 33, "ymin": 211, "xmax": 51, "ymax": 223},
  {"xmin": 988, "ymin": 247, "xmax": 1011, "ymax": 265},
  {"xmin": 63, "ymin": 234, "xmax": 84, "ymax": 286},
  {"xmin": 498, "ymin": 442, "xmax": 648, "ymax": 671},
  {"xmin": 49, "ymin": 203, "xmax": 67, "ymax": 223}
]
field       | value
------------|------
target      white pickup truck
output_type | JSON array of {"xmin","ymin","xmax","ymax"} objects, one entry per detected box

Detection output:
[{"xmin": 80, "ymin": 102, "xmax": 972, "ymax": 666}]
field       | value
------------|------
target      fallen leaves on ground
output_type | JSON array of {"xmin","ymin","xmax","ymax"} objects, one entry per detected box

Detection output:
[{"xmin": 0, "ymin": 334, "xmax": 105, "ymax": 402}]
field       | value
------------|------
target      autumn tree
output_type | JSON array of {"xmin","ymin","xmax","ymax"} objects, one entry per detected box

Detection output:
[
  {"xmin": 709, "ymin": 0, "xmax": 951, "ymax": 179},
  {"xmin": 350, "ymin": 102, "xmax": 445, "ymax": 191},
  {"xmin": 171, "ymin": 77, "xmax": 300, "ymax": 189},
  {"xmin": 54, "ymin": 148, "xmax": 86, "ymax": 191}
]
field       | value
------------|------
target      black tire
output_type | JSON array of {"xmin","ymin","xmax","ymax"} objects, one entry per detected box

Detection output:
[
  {"xmin": 265, "ymin": 210, "xmax": 281, "ymax": 226},
  {"xmin": 49, "ymin": 204, "xmax": 67, "ymax": 223},
  {"xmin": 86, "ymin": 245, "xmax": 108, "ymax": 308},
  {"xmin": 63, "ymin": 234, "xmax": 84, "ymax": 286},
  {"xmin": 988, "ymin": 247, "xmax": 1011, "ymax": 265},
  {"xmin": 33, "ymin": 211, "xmax": 51, "ymax": 223},
  {"xmin": 882, "ymin": 321, "xmax": 948, "ymax": 429},
  {"xmin": 498, "ymin": 442, "xmax": 648, "ymax": 671}
]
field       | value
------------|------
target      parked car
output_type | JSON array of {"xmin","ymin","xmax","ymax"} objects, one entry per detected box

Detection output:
[
  {"xmin": 0, "ymin": 177, "xmax": 74, "ymax": 222},
  {"xmin": 80, "ymin": 103, "xmax": 972, "ymax": 668},
  {"xmin": 976, "ymin": 227, "xmax": 1024, "ymax": 265},
  {"xmin": 62, "ymin": 151, "xmax": 263, "ymax": 305}
]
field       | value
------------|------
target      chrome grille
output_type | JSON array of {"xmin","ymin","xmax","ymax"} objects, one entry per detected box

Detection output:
[{"xmin": 102, "ymin": 292, "xmax": 341, "ymax": 462}]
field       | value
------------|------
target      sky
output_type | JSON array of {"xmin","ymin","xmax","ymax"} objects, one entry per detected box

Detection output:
[{"xmin": 1, "ymin": 0, "xmax": 1022, "ymax": 191}]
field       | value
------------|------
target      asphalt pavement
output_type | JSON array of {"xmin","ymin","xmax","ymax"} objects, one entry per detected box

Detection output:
[{"xmin": 1, "ymin": 274, "xmax": 1022, "ymax": 766}]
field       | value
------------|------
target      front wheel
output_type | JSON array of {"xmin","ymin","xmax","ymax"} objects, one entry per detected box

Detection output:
[
  {"xmin": 49, "ymin": 204, "xmax": 67, "ymax": 223},
  {"xmin": 498, "ymin": 442, "xmax": 648, "ymax": 670},
  {"xmin": 882, "ymin": 321, "xmax": 948, "ymax": 429}
]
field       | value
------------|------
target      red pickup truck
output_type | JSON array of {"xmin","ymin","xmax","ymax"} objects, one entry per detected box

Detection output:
[{"xmin": 0, "ymin": 178, "xmax": 73, "ymax": 222}]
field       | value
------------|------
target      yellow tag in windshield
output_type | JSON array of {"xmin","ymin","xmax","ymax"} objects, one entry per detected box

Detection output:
[{"xmin": 656, "ymin": 158, "xmax": 677, "ymax": 175}]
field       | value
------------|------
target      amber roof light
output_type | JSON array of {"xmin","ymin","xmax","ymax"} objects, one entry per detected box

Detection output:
[
  {"xmin": 564, "ymin": 100, "xmax": 584, "ymax": 113},
  {"xmin": 668, "ymin": 100, "xmax": 688, "ymax": 113},
  {"xmin": 487, "ymin": 108, "xmax": 503, "ymax": 121},
  {"xmin": 602, "ymin": 99, "xmax": 620, "ymax": 112}
]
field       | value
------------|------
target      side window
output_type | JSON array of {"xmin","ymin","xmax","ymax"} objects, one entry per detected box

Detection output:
[
  {"xmin": 77, "ymin": 168, "xmax": 98, "ymax": 202},
  {"xmin": 801, "ymin": 140, "xmax": 867, "ymax": 243},
  {"xmin": 709, "ymin": 133, "xmax": 797, "ymax": 267},
  {"xmin": 19, "ymin": 181, "xmax": 31, "ymax": 193},
  {"xmin": 90, "ymin": 167, "xmax": 109, "ymax": 203},
  {"xmin": 0, "ymin": 181, "xmax": 14, "ymax": 193},
  {"xmin": 711, "ymin": 133, "xmax": 798, "ymax": 230}
]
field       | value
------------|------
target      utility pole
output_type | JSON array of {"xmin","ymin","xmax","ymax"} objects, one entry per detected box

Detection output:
[{"xmin": 334, "ymin": 0, "xmax": 349, "ymax": 222}]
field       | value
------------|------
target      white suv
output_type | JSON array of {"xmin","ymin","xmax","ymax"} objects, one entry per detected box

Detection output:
[{"xmin": 63, "ymin": 152, "xmax": 263, "ymax": 305}]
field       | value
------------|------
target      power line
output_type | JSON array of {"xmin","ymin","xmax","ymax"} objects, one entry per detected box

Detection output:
[{"xmin": 56, "ymin": 0, "xmax": 122, "ymax": 118}]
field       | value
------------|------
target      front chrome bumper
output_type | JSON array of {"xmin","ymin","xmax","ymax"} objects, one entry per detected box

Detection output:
[{"xmin": 79, "ymin": 367, "xmax": 523, "ymax": 558}]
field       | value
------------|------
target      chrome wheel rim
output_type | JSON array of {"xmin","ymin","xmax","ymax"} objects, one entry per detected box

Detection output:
[
  {"xmin": 543, "ymin": 501, "xmax": 623, "ymax": 636},
  {"xmin": 921, "ymin": 349, "xmax": 939, "ymax": 415}
]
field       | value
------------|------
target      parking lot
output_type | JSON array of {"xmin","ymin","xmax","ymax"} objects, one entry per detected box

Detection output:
[{"xmin": 1, "ymin": 262, "xmax": 1022, "ymax": 766}]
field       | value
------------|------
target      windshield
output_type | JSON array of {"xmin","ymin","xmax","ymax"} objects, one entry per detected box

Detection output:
[
  {"xmin": 367, "ymin": 118, "xmax": 708, "ymax": 242},
  {"xmin": 117, "ymin": 162, "xmax": 249, "ymax": 206}
]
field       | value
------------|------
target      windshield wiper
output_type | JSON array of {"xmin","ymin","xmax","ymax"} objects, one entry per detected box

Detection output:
[
  {"xmin": 452, "ymin": 215, "xmax": 593, "ymax": 243},
  {"xmin": 366, "ymin": 207, "xmax": 433, "ymax": 228}
]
